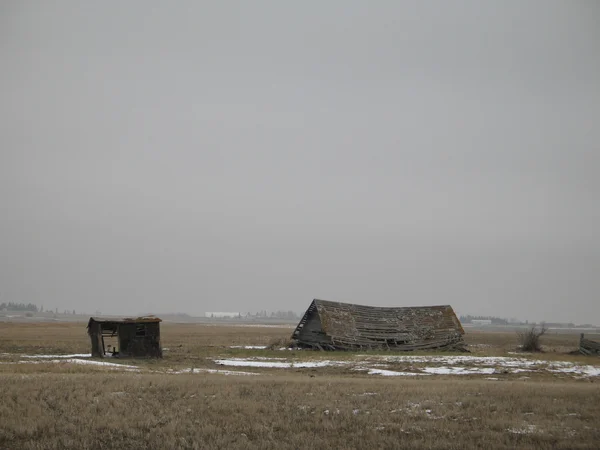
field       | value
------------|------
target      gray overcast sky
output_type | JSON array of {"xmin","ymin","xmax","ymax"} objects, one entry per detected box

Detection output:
[{"xmin": 1, "ymin": 1, "xmax": 599, "ymax": 323}]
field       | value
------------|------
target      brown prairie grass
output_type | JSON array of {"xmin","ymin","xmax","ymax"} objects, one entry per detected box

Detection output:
[
  {"xmin": 1, "ymin": 322, "xmax": 597, "ymax": 372},
  {"xmin": 0, "ymin": 322, "xmax": 293, "ymax": 356},
  {"xmin": 1, "ymin": 322, "xmax": 600, "ymax": 449},
  {"xmin": 0, "ymin": 373, "xmax": 599, "ymax": 450},
  {"xmin": 1, "ymin": 322, "xmax": 594, "ymax": 355}
]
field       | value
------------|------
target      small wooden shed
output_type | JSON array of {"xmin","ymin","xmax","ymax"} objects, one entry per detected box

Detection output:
[{"xmin": 87, "ymin": 316, "xmax": 162, "ymax": 358}]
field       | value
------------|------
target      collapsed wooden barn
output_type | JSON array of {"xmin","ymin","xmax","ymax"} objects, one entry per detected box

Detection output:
[
  {"xmin": 292, "ymin": 299, "xmax": 466, "ymax": 351},
  {"xmin": 579, "ymin": 334, "xmax": 600, "ymax": 356},
  {"xmin": 87, "ymin": 316, "xmax": 162, "ymax": 358}
]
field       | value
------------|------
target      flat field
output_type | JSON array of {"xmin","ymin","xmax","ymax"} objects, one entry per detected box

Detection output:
[{"xmin": 0, "ymin": 322, "xmax": 599, "ymax": 449}]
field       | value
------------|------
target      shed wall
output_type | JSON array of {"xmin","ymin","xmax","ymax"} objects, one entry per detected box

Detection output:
[
  {"xmin": 118, "ymin": 322, "xmax": 162, "ymax": 358},
  {"xmin": 88, "ymin": 322, "xmax": 104, "ymax": 357}
]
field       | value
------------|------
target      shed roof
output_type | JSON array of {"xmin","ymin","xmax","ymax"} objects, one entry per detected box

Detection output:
[{"xmin": 87, "ymin": 316, "xmax": 162, "ymax": 328}]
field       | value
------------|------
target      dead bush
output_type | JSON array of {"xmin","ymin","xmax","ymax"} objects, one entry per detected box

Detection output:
[{"xmin": 517, "ymin": 324, "xmax": 547, "ymax": 352}]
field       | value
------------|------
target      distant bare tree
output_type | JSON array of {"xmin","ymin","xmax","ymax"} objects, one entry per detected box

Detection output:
[{"xmin": 517, "ymin": 323, "xmax": 547, "ymax": 352}]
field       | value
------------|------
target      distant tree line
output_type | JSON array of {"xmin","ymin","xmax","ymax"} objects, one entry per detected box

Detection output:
[
  {"xmin": 459, "ymin": 315, "xmax": 509, "ymax": 325},
  {"xmin": 460, "ymin": 314, "xmax": 596, "ymax": 328},
  {"xmin": 245, "ymin": 310, "xmax": 299, "ymax": 319},
  {"xmin": 0, "ymin": 302, "xmax": 38, "ymax": 312},
  {"xmin": 271, "ymin": 310, "xmax": 299, "ymax": 319}
]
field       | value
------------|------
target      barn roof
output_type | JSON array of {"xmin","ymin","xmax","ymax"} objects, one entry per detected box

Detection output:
[{"xmin": 292, "ymin": 299, "xmax": 465, "ymax": 351}]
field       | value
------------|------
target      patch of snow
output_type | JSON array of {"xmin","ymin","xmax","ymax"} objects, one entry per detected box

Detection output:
[
  {"xmin": 229, "ymin": 345, "xmax": 268, "ymax": 350},
  {"xmin": 21, "ymin": 354, "xmax": 91, "ymax": 359},
  {"xmin": 206, "ymin": 323, "xmax": 294, "ymax": 328},
  {"xmin": 17, "ymin": 359, "xmax": 138, "ymax": 369},
  {"xmin": 359, "ymin": 355, "xmax": 544, "ymax": 368},
  {"xmin": 548, "ymin": 365, "xmax": 600, "ymax": 377},
  {"xmin": 357, "ymin": 354, "xmax": 600, "ymax": 378},
  {"xmin": 214, "ymin": 359, "xmax": 292, "ymax": 368},
  {"xmin": 485, "ymin": 377, "xmax": 500, "ymax": 381},
  {"xmin": 168, "ymin": 368, "xmax": 259, "ymax": 376},
  {"xmin": 507, "ymin": 424, "xmax": 539, "ymax": 435},
  {"xmin": 214, "ymin": 358, "xmax": 348, "ymax": 369},
  {"xmin": 421, "ymin": 366, "xmax": 496, "ymax": 375},
  {"xmin": 208, "ymin": 355, "xmax": 600, "ymax": 378},
  {"xmin": 250, "ymin": 356, "xmax": 289, "ymax": 361},
  {"xmin": 510, "ymin": 368, "xmax": 535, "ymax": 374},
  {"xmin": 367, "ymin": 368, "xmax": 424, "ymax": 376}
]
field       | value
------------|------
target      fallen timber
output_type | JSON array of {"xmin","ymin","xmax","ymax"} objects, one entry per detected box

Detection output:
[
  {"xmin": 579, "ymin": 334, "xmax": 600, "ymax": 356},
  {"xmin": 292, "ymin": 299, "xmax": 467, "ymax": 351}
]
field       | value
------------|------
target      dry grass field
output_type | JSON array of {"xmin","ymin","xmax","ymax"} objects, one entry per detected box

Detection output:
[{"xmin": 0, "ymin": 322, "xmax": 599, "ymax": 449}]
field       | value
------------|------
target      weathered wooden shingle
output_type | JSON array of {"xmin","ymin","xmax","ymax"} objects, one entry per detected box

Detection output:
[{"xmin": 292, "ymin": 299, "xmax": 466, "ymax": 351}]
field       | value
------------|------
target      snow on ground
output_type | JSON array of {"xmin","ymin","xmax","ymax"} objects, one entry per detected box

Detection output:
[
  {"xmin": 357, "ymin": 354, "xmax": 543, "ymax": 366},
  {"xmin": 507, "ymin": 424, "xmax": 540, "ymax": 435},
  {"xmin": 167, "ymin": 368, "xmax": 259, "ymax": 376},
  {"xmin": 363, "ymin": 368, "xmax": 425, "ymax": 377},
  {"xmin": 229, "ymin": 345, "xmax": 268, "ymax": 349},
  {"xmin": 3, "ymin": 357, "xmax": 257, "ymax": 376},
  {"xmin": 214, "ymin": 358, "xmax": 349, "ymax": 369},
  {"xmin": 229, "ymin": 345, "xmax": 296, "ymax": 351},
  {"xmin": 548, "ymin": 365, "xmax": 600, "ymax": 377},
  {"xmin": 358, "ymin": 354, "xmax": 600, "ymax": 377},
  {"xmin": 221, "ymin": 349, "xmax": 600, "ymax": 377},
  {"xmin": 2, "ymin": 350, "xmax": 598, "ymax": 378},
  {"xmin": 20, "ymin": 353, "xmax": 91, "ymax": 359},
  {"xmin": 16, "ymin": 359, "xmax": 139, "ymax": 369},
  {"xmin": 203, "ymin": 323, "xmax": 295, "ymax": 328},
  {"xmin": 421, "ymin": 366, "xmax": 496, "ymax": 375},
  {"xmin": 212, "ymin": 355, "xmax": 600, "ymax": 378}
]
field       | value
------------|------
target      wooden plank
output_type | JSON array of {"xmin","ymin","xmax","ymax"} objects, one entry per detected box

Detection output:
[{"xmin": 579, "ymin": 334, "xmax": 600, "ymax": 355}]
